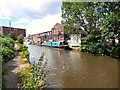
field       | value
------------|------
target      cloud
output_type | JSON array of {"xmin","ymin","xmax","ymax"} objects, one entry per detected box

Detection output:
[
  {"xmin": 0, "ymin": 0, "xmax": 62, "ymax": 20},
  {"xmin": 13, "ymin": 18, "xmax": 30, "ymax": 24},
  {"xmin": 0, "ymin": 0, "xmax": 62, "ymax": 36},
  {"xmin": 26, "ymin": 13, "xmax": 62, "ymax": 36},
  {"xmin": 0, "ymin": 16, "xmax": 11, "ymax": 20}
]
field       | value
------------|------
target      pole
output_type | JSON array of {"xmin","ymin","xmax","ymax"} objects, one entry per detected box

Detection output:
[{"xmin": 9, "ymin": 21, "xmax": 11, "ymax": 27}]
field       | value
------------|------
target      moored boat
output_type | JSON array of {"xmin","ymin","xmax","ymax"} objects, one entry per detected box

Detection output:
[{"xmin": 41, "ymin": 40, "xmax": 72, "ymax": 50}]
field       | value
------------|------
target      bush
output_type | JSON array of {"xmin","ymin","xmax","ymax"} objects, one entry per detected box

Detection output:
[
  {"xmin": 19, "ymin": 50, "xmax": 29, "ymax": 60},
  {"xmin": 19, "ymin": 58, "xmax": 29, "ymax": 64},
  {"xmin": 0, "ymin": 37, "xmax": 15, "ymax": 62},
  {"xmin": 17, "ymin": 34, "xmax": 24, "ymax": 44},
  {"xmin": 0, "ymin": 37, "xmax": 15, "ymax": 50},
  {"xmin": 7, "ymin": 32, "xmax": 17, "ymax": 41},
  {"xmin": 18, "ymin": 53, "xmax": 48, "ymax": 89},
  {"xmin": 110, "ymin": 45, "xmax": 120, "ymax": 59},
  {"xmin": 1, "ymin": 47, "xmax": 15, "ymax": 62},
  {"xmin": 18, "ymin": 44, "xmax": 28, "ymax": 51},
  {"xmin": 81, "ymin": 38, "xmax": 120, "ymax": 59}
]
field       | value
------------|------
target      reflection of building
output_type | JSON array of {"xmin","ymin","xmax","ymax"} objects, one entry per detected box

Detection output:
[{"xmin": 0, "ymin": 26, "xmax": 26, "ymax": 37}]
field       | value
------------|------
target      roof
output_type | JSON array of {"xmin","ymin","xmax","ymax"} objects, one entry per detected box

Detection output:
[
  {"xmin": 0, "ymin": 26, "xmax": 26, "ymax": 30},
  {"xmin": 30, "ymin": 31, "xmax": 52, "ymax": 36}
]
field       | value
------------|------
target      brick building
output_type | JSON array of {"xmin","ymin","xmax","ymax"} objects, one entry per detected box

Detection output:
[
  {"xmin": 30, "ymin": 31, "xmax": 52, "ymax": 45},
  {"xmin": 0, "ymin": 26, "xmax": 26, "ymax": 37},
  {"xmin": 39, "ymin": 31, "xmax": 52, "ymax": 43},
  {"xmin": 29, "ymin": 23, "xmax": 66, "ymax": 45},
  {"xmin": 31, "ymin": 34, "xmax": 40, "ymax": 44},
  {"xmin": 51, "ymin": 23, "xmax": 64, "ymax": 41}
]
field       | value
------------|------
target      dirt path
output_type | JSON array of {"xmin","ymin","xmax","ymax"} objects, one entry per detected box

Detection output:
[{"xmin": 4, "ymin": 51, "xmax": 20, "ymax": 88}]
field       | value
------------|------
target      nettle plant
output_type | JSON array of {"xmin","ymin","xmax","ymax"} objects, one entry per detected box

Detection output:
[{"xmin": 18, "ymin": 53, "xmax": 49, "ymax": 89}]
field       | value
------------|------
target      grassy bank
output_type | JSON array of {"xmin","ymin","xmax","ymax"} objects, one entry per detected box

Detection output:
[{"xmin": 1, "ymin": 34, "xmax": 49, "ymax": 89}]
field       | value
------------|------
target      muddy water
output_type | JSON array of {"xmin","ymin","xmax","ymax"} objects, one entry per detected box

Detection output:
[{"xmin": 27, "ymin": 45, "xmax": 118, "ymax": 88}]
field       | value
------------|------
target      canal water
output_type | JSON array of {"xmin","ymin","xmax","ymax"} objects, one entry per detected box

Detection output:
[{"xmin": 27, "ymin": 45, "xmax": 118, "ymax": 88}]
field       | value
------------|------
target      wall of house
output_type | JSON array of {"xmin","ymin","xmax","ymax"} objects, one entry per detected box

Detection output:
[
  {"xmin": 0, "ymin": 26, "xmax": 26, "ymax": 37},
  {"xmin": 31, "ymin": 31, "xmax": 52, "ymax": 45},
  {"xmin": 68, "ymin": 34, "xmax": 81, "ymax": 47},
  {"xmin": 29, "ymin": 23, "xmax": 65, "ymax": 45},
  {"xmin": 51, "ymin": 23, "xmax": 64, "ymax": 41},
  {"xmin": 15, "ymin": 29, "xmax": 26, "ymax": 37},
  {"xmin": 32, "ymin": 34, "xmax": 40, "ymax": 44}
]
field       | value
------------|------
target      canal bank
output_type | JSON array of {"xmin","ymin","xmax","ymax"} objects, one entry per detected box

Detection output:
[
  {"xmin": 27, "ymin": 44, "xmax": 118, "ymax": 88},
  {"xmin": 4, "ymin": 50, "xmax": 19, "ymax": 88}
]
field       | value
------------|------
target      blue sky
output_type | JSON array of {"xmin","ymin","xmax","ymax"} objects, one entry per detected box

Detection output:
[{"xmin": 0, "ymin": 0, "xmax": 62, "ymax": 36}]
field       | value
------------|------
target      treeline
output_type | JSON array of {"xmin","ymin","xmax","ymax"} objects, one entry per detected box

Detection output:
[{"xmin": 61, "ymin": 1, "xmax": 120, "ymax": 59}]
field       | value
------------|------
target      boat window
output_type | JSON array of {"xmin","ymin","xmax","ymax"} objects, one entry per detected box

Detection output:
[{"xmin": 60, "ymin": 42, "xmax": 62, "ymax": 45}]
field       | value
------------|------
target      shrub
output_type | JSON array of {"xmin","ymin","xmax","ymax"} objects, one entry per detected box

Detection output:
[
  {"xmin": 17, "ymin": 34, "xmax": 24, "ymax": 44},
  {"xmin": 0, "ymin": 37, "xmax": 15, "ymax": 62},
  {"xmin": 19, "ymin": 58, "xmax": 29, "ymax": 64},
  {"xmin": 18, "ymin": 53, "xmax": 48, "ymax": 89},
  {"xmin": 18, "ymin": 44, "xmax": 29, "ymax": 60},
  {"xmin": 18, "ymin": 44, "xmax": 28, "ymax": 51},
  {"xmin": 0, "ymin": 37, "xmax": 15, "ymax": 50},
  {"xmin": 7, "ymin": 32, "xmax": 17, "ymax": 41},
  {"xmin": 81, "ymin": 38, "xmax": 120, "ymax": 59},
  {"xmin": 1, "ymin": 47, "xmax": 15, "ymax": 62}
]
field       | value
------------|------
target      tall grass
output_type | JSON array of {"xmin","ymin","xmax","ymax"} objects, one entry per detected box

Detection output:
[{"xmin": 18, "ymin": 53, "xmax": 49, "ymax": 89}]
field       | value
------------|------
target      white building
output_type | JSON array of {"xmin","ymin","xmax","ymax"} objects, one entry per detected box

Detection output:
[{"xmin": 68, "ymin": 34, "xmax": 81, "ymax": 48}]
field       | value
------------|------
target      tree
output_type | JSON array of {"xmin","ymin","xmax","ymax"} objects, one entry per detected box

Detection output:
[{"xmin": 61, "ymin": 1, "xmax": 120, "ymax": 59}]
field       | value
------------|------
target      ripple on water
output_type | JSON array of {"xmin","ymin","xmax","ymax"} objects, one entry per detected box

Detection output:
[{"xmin": 27, "ymin": 45, "xmax": 118, "ymax": 88}]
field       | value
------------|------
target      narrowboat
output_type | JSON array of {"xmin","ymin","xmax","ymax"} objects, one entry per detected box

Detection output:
[{"xmin": 41, "ymin": 40, "xmax": 72, "ymax": 50}]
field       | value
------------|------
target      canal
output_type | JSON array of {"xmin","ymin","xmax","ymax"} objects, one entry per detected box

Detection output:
[{"xmin": 27, "ymin": 45, "xmax": 118, "ymax": 88}]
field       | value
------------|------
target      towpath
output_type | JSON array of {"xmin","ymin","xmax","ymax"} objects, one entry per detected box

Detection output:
[{"xmin": 4, "ymin": 51, "xmax": 20, "ymax": 88}]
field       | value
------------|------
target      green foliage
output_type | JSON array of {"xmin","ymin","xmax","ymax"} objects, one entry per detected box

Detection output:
[
  {"xmin": 62, "ymin": 2, "xmax": 120, "ymax": 59},
  {"xmin": 1, "ymin": 47, "xmax": 15, "ymax": 61},
  {"xmin": 7, "ymin": 32, "xmax": 17, "ymax": 41},
  {"xmin": 0, "ymin": 36, "xmax": 15, "ymax": 88},
  {"xmin": 17, "ymin": 44, "xmax": 29, "ymax": 60},
  {"xmin": 17, "ymin": 34, "xmax": 24, "ymax": 44},
  {"xmin": 18, "ymin": 44, "xmax": 28, "ymax": 51},
  {"xmin": 0, "ymin": 37, "xmax": 15, "ymax": 62},
  {"xmin": 18, "ymin": 53, "xmax": 48, "ymax": 89},
  {"xmin": 20, "ymin": 50, "xmax": 29, "ymax": 60}
]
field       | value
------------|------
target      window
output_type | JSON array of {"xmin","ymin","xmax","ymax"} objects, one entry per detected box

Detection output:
[
  {"xmin": 58, "ymin": 28, "xmax": 61, "ymax": 31},
  {"xmin": 61, "ymin": 32, "xmax": 63, "ymax": 34}
]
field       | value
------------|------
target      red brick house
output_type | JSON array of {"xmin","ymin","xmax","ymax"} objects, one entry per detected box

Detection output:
[
  {"xmin": 51, "ymin": 23, "xmax": 64, "ymax": 41},
  {"xmin": 29, "ymin": 23, "xmax": 66, "ymax": 45},
  {"xmin": 39, "ymin": 31, "xmax": 52, "ymax": 43},
  {"xmin": 30, "ymin": 31, "xmax": 52, "ymax": 45}
]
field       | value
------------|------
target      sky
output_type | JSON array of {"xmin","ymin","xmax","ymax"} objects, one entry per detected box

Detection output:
[{"xmin": 0, "ymin": 0, "xmax": 62, "ymax": 36}]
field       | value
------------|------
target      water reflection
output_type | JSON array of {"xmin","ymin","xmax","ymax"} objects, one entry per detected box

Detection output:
[{"xmin": 27, "ymin": 45, "xmax": 118, "ymax": 88}]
